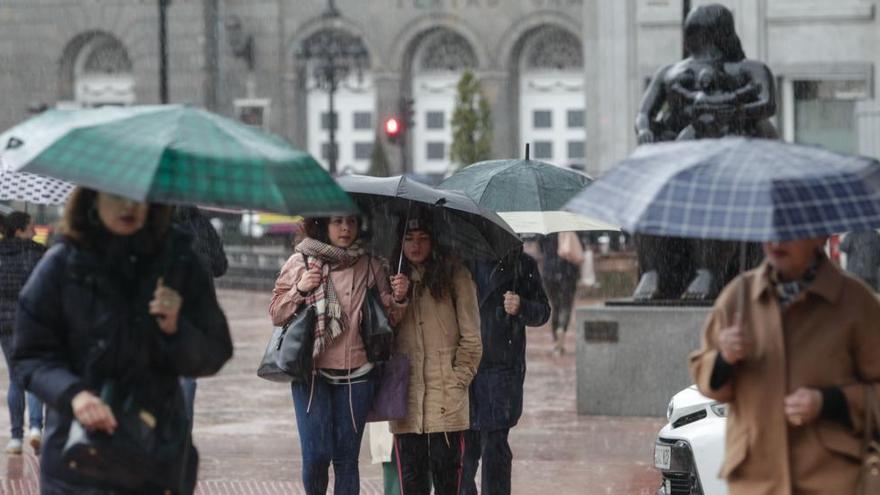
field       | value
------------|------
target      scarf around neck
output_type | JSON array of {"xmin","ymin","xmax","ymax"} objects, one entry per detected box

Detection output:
[
  {"xmin": 295, "ymin": 238, "xmax": 365, "ymax": 356},
  {"xmin": 770, "ymin": 254, "xmax": 822, "ymax": 309}
]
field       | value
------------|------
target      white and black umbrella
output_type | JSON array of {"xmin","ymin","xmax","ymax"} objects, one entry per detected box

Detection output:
[{"xmin": 0, "ymin": 169, "xmax": 74, "ymax": 205}]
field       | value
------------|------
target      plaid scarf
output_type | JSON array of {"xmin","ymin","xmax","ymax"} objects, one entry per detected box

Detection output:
[
  {"xmin": 770, "ymin": 255, "xmax": 821, "ymax": 309},
  {"xmin": 295, "ymin": 238, "xmax": 365, "ymax": 356}
]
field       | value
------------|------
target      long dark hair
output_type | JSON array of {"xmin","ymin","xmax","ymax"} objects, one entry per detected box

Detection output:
[
  {"xmin": 391, "ymin": 219, "xmax": 456, "ymax": 300},
  {"xmin": 1, "ymin": 211, "xmax": 30, "ymax": 239},
  {"xmin": 60, "ymin": 187, "xmax": 173, "ymax": 253}
]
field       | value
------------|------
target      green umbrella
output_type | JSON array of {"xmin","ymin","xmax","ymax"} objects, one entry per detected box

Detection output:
[
  {"xmin": 438, "ymin": 155, "xmax": 617, "ymax": 235},
  {"xmin": 0, "ymin": 105, "xmax": 355, "ymax": 215}
]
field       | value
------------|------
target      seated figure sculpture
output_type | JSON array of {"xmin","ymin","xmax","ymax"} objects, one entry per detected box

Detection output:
[{"xmin": 632, "ymin": 3, "xmax": 777, "ymax": 301}]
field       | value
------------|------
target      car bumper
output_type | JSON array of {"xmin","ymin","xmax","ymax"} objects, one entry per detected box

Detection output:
[{"xmin": 655, "ymin": 437, "xmax": 702, "ymax": 495}]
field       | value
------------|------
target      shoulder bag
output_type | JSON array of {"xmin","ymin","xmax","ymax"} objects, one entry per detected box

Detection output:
[
  {"xmin": 257, "ymin": 253, "xmax": 316, "ymax": 383},
  {"xmin": 61, "ymin": 380, "xmax": 195, "ymax": 493},
  {"xmin": 360, "ymin": 254, "xmax": 394, "ymax": 363}
]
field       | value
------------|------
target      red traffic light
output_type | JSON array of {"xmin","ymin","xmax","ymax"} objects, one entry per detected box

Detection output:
[{"xmin": 384, "ymin": 117, "xmax": 401, "ymax": 137}]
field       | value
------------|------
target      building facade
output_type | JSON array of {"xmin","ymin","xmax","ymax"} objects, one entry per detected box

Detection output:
[
  {"xmin": 587, "ymin": 0, "xmax": 880, "ymax": 175},
  {"xmin": 1, "ymin": 0, "xmax": 879, "ymax": 178},
  {"xmin": 0, "ymin": 0, "xmax": 586, "ymax": 178}
]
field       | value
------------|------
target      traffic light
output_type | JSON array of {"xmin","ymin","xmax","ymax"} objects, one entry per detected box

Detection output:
[
  {"xmin": 399, "ymin": 97, "xmax": 415, "ymax": 129},
  {"xmin": 384, "ymin": 116, "xmax": 402, "ymax": 144}
]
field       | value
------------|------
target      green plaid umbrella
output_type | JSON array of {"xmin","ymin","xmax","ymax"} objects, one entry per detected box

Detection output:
[{"xmin": 0, "ymin": 105, "xmax": 354, "ymax": 215}]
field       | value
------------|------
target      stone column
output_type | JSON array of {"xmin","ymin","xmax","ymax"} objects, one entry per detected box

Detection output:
[
  {"xmin": 478, "ymin": 70, "xmax": 516, "ymax": 159},
  {"xmin": 584, "ymin": 0, "xmax": 639, "ymax": 177},
  {"xmin": 374, "ymin": 71, "xmax": 405, "ymax": 174}
]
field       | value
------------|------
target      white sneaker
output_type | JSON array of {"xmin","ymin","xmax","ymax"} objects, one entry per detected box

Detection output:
[
  {"xmin": 5, "ymin": 438, "xmax": 22, "ymax": 455},
  {"xmin": 27, "ymin": 427, "xmax": 41, "ymax": 454}
]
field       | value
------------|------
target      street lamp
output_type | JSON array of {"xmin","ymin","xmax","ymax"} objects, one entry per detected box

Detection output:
[
  {"xmin": 159, "ymin": 0, "xmax": 170, "ymax": 104},
  {"xmin": 296, "ymin": 0, "xmax": 369, "ymax": 176}
]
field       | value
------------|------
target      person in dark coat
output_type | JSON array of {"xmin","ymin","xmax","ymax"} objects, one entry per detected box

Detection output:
[
  {"xmin": 539, "ymin": 233, "xmax": 581, "ymax": 355},
  {"xmin": 172, "ymin": 205, "xmax": 229, "ymax": 428},
  {"xmin": 460, "ymin": 247, "xmax": 550, "ymax": 495},
  {"xmin": 0, "ymin": 211, "xmax": 46, "ymax": 455},
  {"xmin": 173, "ymin": 205, "xmax": 228, "ymax": 281},
  {"xmin": 12, "ymin": 188, "xmax": 233, "ymax": 494},
  {"xmin": 839, "ymin": 230, "xmax": 880, "ymax": 290}
]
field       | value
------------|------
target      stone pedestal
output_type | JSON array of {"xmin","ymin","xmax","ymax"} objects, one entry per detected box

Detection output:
[{"xmin": 575, "ymin": 305, "xmax": 711, "ymax": 417}]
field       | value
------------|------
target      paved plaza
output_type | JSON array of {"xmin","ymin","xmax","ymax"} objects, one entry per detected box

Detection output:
[{"xmin": 0, "ymin": 290, "xmax": 664, "ymax": 494}]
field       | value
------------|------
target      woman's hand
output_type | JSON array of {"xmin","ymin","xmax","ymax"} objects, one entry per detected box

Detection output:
[
  {"xmin": 296, "ymin": 267, "xmax": 323, "ymax": 294},
  {"xmin": 718, "ymin": 324, "xmax": 750, "ymax": 364},
  {"xmin": 784, "ymin": 387, "xmax": 823, "ymax": 427},
  {"xmin": 503, "ymin": 291, "xmax": 521, "ymax": 316},
  {"xmin": 390, "ymin": 274, "xmax": 410, "ymax": 303},
  {"xmin": 71, "ymin": 391, "xmax": 117, "ymax": 434},
  {"xmin": 149, "ymin": 278, "xmax": 182, "ymax": 335}
]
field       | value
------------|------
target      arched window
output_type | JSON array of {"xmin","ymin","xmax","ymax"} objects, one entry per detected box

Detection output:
[
  {"xmin": 412, "ymin": 29, "xmax": 478, "ymax": 174},
  {"xmin": 70, "ymin": 33, "xmax": 135, "ymax": 107},
  {"xmin": 518, "ymin": 26, "xmax": 584, "ymax": 168}
]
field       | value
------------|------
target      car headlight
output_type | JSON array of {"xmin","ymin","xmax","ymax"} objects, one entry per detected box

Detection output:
[
  {"xmin": 667, "ymin": 399, "xmax": 674, "ymax": 421},
  {"xmin": 710, "ymin": 402, "xmax": 727, "ymax": 417}
]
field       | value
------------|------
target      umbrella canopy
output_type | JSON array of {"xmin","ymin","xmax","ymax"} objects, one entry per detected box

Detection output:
[
  {"xmin": 0, "ymin": 105, "xmax": 355, "ymax": 215},
  {"xmin": 564, "ymin": 137, "xmax": 880, "ymax": 242},
  {"xmin": 0, "ymin": 170, "xmax": 73, "ymax": 205},
  {"xmin": 336, "ymin": 174, "xmax": 521, "ymax": 262},
  {"xmin": 438, "ymin": 158, "xmax": 613, "ymax": 234}
]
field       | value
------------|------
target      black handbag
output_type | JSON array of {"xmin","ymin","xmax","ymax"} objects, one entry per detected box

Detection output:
[
  {"xmin": 361, "ymin": 255, "xmax": 394, "ymax": 363},
  {"xmin": 257, "ymin": 253, "xmax": 316, "ymax": 383},
  {"xmin": 61, "ymin": 381, "xmax": 194, "ymax": 493}
]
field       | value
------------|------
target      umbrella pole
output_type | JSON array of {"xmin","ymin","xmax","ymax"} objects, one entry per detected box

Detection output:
[{"xmin": 397, "ymin": 201, "xmax": 412, "ymax": 275}]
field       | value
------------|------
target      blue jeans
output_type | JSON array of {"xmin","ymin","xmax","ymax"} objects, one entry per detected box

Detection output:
[
  {"xmin": 291, "ymin": 372, "xmax": 376, "ymax": 495},
  {"xmin": 0, "ymin": 333, "xmax": 43, "ymax": 439},
  {"xmin": 180, "ymin": 377, "xmax": 197, "ymax": 429}
]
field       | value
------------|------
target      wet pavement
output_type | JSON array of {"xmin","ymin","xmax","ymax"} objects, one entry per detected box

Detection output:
[{"xmin": 0, "ymin": 290, "xmax": 664, "ymax": 494}]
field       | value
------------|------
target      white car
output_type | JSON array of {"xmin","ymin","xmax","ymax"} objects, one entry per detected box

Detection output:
[{"xmin": 654, "ymin": 386, "xmax": 727, "ymax": 495}]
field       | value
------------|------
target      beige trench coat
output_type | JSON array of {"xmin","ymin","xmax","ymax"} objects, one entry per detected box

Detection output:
[
  {"xmin": 390, "ymin": 263, "xmax": 482, "ymax": 435},
  {"xmin": 689, "ymin": 259, "xmax": 880, "ymax": 495}
]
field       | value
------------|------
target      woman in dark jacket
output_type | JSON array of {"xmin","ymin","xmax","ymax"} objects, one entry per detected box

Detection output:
[
  {"xmin": 12, "ymin": 188, "xmax": 233, "ymax": 494},
  {"xmin": 0, "ymin": 211, "xmax": 46, "ymax": 455}
]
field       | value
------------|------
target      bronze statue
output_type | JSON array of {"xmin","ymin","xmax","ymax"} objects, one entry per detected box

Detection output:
[{"xmin": 632, "ymin": 4, "xmax": 777, "ymax": 300}]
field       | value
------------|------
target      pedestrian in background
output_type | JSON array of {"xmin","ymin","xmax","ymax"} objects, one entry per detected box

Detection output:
[
  {"xmin": 172, "ymin": 205, "xmax": 229, "ymax": 429},
  {"xmin": 269, "ymin": 215, "xmax": 410, "ymax": 495},
  {"xmin": 13, "ymin": 188, "xmax": 233, "ymax": 493},
  {"xmin": 390, "ymin": 214, "xmax": 482, "ymax": 495},
  {"xmin": 539, "ymin": 232, "xmax": 583, "ymax": 355},
  {"xmin": 839, "ymin": 229, "xmax": 880, "ymax": 290},
  {"xmin": 690, "ymin": 237, "xmax": 880, "ymax": 493},
  {"xmin": 0, "ymin": 211, "xmax": 45, "ymax": 455},
  {"xmin": 461, "ymin": 246, "xmax": 550, "ymax": 495}
]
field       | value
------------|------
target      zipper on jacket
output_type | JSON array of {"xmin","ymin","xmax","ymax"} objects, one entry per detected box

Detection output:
[{"xmin": 416, "ymin": 281, "xmax": 428, "ymax": 435}]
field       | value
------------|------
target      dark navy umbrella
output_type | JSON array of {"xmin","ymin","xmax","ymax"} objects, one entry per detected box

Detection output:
[{"xmin": 565, "ymin": 137, "xmax": 880, "ymax": 242}]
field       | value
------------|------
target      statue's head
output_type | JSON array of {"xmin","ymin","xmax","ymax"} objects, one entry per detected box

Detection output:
[{"xmin": 684, "ymin": 4, "xmax": 746, "ymax": 62}]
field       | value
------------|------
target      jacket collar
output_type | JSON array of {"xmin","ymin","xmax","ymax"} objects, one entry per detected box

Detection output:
[{"xmin": 752, "ymin": 255, "xmax": 844, "ymax": 303}]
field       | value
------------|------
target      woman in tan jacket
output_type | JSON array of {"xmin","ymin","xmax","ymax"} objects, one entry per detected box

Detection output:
[
  {"xmin": 269, "ymin": 215, "xmax": 410, "ymax": 495},
  {"xmin": 390, "ymin": 215, "xmax": 482, "ymax": 495},
  {"xmin": 690, "ymin": 236, "xmax": 880, "ymax": 495}
]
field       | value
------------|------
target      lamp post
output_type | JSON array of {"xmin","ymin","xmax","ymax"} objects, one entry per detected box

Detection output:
[
  {"xmin": 296, "ymin": 0, "xmax": 368, "ymax": 176},
  {"xmin": 159, "ymin": 0, "xmax": 170, "ymax": 103},
  {"xmin": 682, "ymin": 0, "xmax": 691, "ymax": 58}
]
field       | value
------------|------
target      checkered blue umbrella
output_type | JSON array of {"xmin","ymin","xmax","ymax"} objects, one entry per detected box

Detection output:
[{"xmin": 565, "ymin": 137, "xmax": 880, "ymax": 241}]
